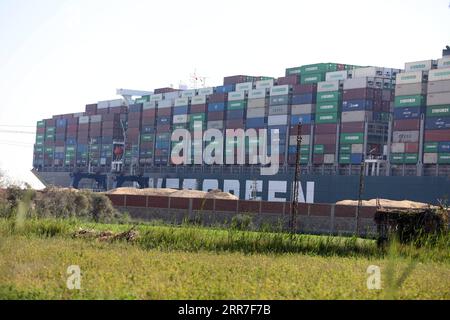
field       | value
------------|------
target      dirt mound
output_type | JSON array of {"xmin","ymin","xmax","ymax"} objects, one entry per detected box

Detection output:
[
  {"xmin": 106, "ymin": 188, "xmax": 238, "ymax": 200},
  {"xmin": 336, "ymin": 199, "xmax": 434, "ymax": 209}
]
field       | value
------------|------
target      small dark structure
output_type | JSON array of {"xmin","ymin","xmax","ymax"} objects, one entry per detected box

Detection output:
[{"xmin": 374, "ymin": 207, "xmax": 449, "ymax": 246}]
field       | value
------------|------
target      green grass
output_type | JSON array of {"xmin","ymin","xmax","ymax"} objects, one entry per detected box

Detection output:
[{"xmin": 0, "ymin": 218, "xmax": 449, "ymax": 300}]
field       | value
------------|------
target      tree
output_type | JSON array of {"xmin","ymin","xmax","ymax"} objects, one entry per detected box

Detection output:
[{"xmin": 0, "ymin": 168, "xmax": 7, "ymax": 188}]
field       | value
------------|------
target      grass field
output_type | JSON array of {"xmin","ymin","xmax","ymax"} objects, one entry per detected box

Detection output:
[{"xmin": 0, "ymin": 218, "xmax": 449, "ymax": 300}]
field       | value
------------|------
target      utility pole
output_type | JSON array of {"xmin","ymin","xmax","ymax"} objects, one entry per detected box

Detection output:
[
  {"xmin": 290, "ymin": 123, "xmax": 302, "ymax": 234},
  {"xmin": 356, "ymin": 160, "xmax": 365, "ymax": 235}
]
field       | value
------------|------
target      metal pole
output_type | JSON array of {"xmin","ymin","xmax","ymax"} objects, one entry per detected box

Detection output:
[
  {"xmin": 356, "ymin": 160, "xmax": 365, "ymax": 235},
  {"xmin": 291, "ymin": 123, "xmax": 302, "ymax": 234}
]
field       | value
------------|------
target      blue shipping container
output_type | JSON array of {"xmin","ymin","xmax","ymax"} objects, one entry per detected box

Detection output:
[
  {"xmin": 291, "ymin": 114, "xmax": 313, "ymax": 125},
  {"xmin": 157, "ymin": 116, "xmax": 171, "ymax": 124},
  {"xmin": 66, "ymin": 138, "xmax": 77, "ymax": 145},
  {"xmin": 129, "ymin": 105, "xmax": 142, "ymax": 113},
  {"xmin": 426, "ymin": 117, "xmax": 450, "ymax": 130},
  {"xmin": 245, "ymin": 118, "xmax": 266, "ymax": 128},
  {"xmin": 342, "ymin": 100, "xmax": 373, "ymax": 112},
  {"xmin": 56, "ymin": 119, "xmax": 67, "ymax": 128},
  {"xmin": 173, "ymin": 106, "xmax": 188, "ymax": 115},
  {"xmin": 292, "ymin": 94, "xmax": 315, "ymax": 105},
  {"xmin": 214, "ymin": 85, "xmax": 235, "ymax": 93},
  {"xmin": 351, "ymin": 153, "xmax": 363, "ymax": 164},
  {"xmin": 227, "ymin": 110, "xmax": 245, "ymax": 120},
  {"xmin": 438, "ymin": 142, "xmax": 450, "ymax": 153},
  {"xmin": 393, "ymin": 106, "xmax": 424, "ymax": 120},
  {"xmin": 208, "ymin": 102, "xmax": 226, "ymax": 112}
]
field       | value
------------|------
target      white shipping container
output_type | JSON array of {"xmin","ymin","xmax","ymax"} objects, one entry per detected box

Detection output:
[
  {"xmin": 326, "ymin": 70, "xmax": 348, "ymax": 82},
  {"xmin": 236, "ymin": 82, "xmax": 253, "ymax": 92},
  {"xmin": 392, "ymin": 131, "xmax": 420, "ymax": 143},
  {"xmin": 353, "ymin": 67, "xmax": 383, "ymax": 78},
  {"xmin": 291, "ymin": 104, "xmax": 315, "ymax": 115},
  {"xmin": 391, "ymin": 143, "xmax": 406, "ymax": 153},
  {"xmin": 405, "ymin": 60, "xmax": 435, "ymax": 72},
  {"xmin": 351, "ymin": 144, "xmax": 364, "ymax": 154},
  {"xmin": 164, "ymin": 91, "xmax": 181, "ymax": 100},
  {"xmin": 423, "ymin": 153, "xmax": 438, "ymax": 164},
  {"xmin": 427, "ymin": 92, "xmax": 450, "ymax": 106},
  {"xmin": 150, "ymin": 94, "xmax": 163, "ymax": 102},
  {"xmin": 396, "ymin": 71, "xmax": 426, "ymax": 85},
  {"xmin": 317, "ymin": 81, "xmax": 340, "ymax": 92},
  {"xmin": 228, "ymin": 91, "xmax": 246, "ymax": 101},
  {"xmin": 341, "ymin": 111, "xmax": 372, "ymax": 123},
  {"xmin": 324, "ymin": 154, "xmax": 335, "ymax": 164},
  {"xmin": 181, "ymin": 90, "xmax": 196, "ymax": 98},
  {"xmin": 438, "ymin": 57, "xmax": 450, "ymax": 69},
  {"xmin": 428, "ymin": 68, "xmax": 450, "ymax": 82},
  {"xmin": 343, "ymin": 77, "xmax": 384, "ymax": 90},
  {"xmin": 248, "ymin": 89, "xmax": 266, "ymax": 99},
  {"xmin": 143, "ymin": 101, "xmax": 156, "ymax": 110},
  {"xmin": 158, "ymin": 99, "xmax": 173, "ymax": 108},
  {"xmin": 255, "ymin": 79, "xmax": 274, "ymax": 89},
  {"xmin": 207, "ymin": 120, "xmax": 224, "ymax": 129},
  {"xmin": 79, "ymin": 116, "xmax": 90, "ymax": 124},
  {"xmin": 246, "ymin": 107, "xmax": 266, "ymax": 118},
  {"xmin": 268, "ymin": 115, "xmax": 288, "ymax": 126},
  {"xmin": 73, "ymin": 112, "xmax": 84, "ymax": 117},
  {"xmin": 90, "ymin": 115, "xmax": 102, "ymax": 123},
  {"xmin": 198, "ymin": 87, "xmax": 214, "ymax": 95},
  {"xmin": 268, "ymin": 105, "xmax": 289, "ymax": 115},
  {"xmin": 191, "ymin": 95, "xmax": 206, "ymax": 105},
  {"xmin": 175, "ymin": 97, "xmax": 189, "ymax": 107},
  {"xmin": 290, "ymin": 135, "xmax": 310, "ymax": 146},
  {"xmin": 270, "ymin": 85, "xmax": 290, "ymax": 96},
  {"xmin": 173, "ymin": 115, "xmax": 189, "ymax": 124},
  {"xmin": 427, "ymin": 80, "xmax": 450, "ymax": 94}
]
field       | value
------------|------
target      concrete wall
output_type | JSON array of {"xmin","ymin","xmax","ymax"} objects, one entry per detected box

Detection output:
[{"xmin": 106, "ymin": 194, "xmax": 379, "ymax": 236}]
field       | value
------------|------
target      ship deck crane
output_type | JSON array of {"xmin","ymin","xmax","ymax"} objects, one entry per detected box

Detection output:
[{"xmin": 116, "ymin": 89, "xmax": 153, "ymax": 107}]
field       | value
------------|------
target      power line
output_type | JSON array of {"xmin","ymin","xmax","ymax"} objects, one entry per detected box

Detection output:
[
  {"xmin": 0, "ymin": 129, "xmax": 35, "ymax": 135},
  {"xmin": 0, "ymin": 124, "xmax": 35, "ymax": 128}
]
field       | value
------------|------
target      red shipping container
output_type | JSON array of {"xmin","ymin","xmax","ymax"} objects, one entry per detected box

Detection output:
[
  {"xmin": 289, "ymin": 124, "xmax": 311, "ymax": 134},
  {"xmin": 142, "ymin": 109, "xmax": 156, "ymax": 118},
  {"xmin": 323, "ymin": 144, "xmax": 336, "ymax": 153},
  {"xmin": 277, "ymin": 75, "xmax": 299, "ymax": 86},
  {"xmin": 102, "ymin": 114, "xmax": 120, "ymax": 121},
  {"xmin": 313, "ymin": 154, "xmax": 324, "ymax": 164},
  {"xmin": 109, "ymin": 106, "xmax": 127, "ymax": 114},
  {"xmin": 425, "ymin": 129, "xmax": 450, "ymax": 142},
  {"xmin": 208, "ymin": 93, "xmax": 227, "ymax": 103},
  {"xmin": 96, "ymin": 108, "xmax": 110, "ymax": 115},
  {"xmin": 226, "ymin": 120, "xmax": 244, "ymax": 129},
  {"xmin": 142, "ymin": 120, "xmax": 155, "ymax": 127},
  {"xmin": 85, "ymin": 104, "xmax": 97, "ymax": 113},
  {"xmin": 292, "ymin": 84, "xmax": 317, "ymax": 94},
  {"xmin": 405, "ymin": 142, "xmax": 419, "ymax": 153},
  {"xmin": 45, "ymin": 119, "xmax": 56, "ymax": 126},
  {"xmin": 341, "ymin": 122, "xmax": 365, "ymax": 133},
  {"xmin": 208, "ymin": 111, "xmax": 225, "ymax": 121},
  {"xmin": 315, "ymin": 124, "xmax": 338, "ymax": 134},
  {"xmin": 128, "ymin": 113, "xmax": 142, "ymax": 121},
  {"xmin": 191, "ymin": 104, "xmax": 207, "ymax": 113},
  {"xmin": 343, "ymin": 88, "xmax": 375, "ymax": 100},
  {"xmin": 157, "ymin": 108, "xmax": 172, "ymax": 117},
  {"xmin": 102, "ymin": 122, "xmax": 115, "ymax": 130},
  {"xmin": 68, "ymin": 118, "xmax": 78, "ymax": 125},
  {"xmin": 394, "ymin": 119, "xmax": 421, "ymax": 131},
  {"xmin": 36, "ymin": 127, "xmax": 45, "ymax": 134},
  {"xmin": 140, "ymin": 142, "xmax": 154, "ymax": 149},
  {"xmin": 315, "ymin": 134, "xmax": 336, "ymax": 145},
  {"xmin": 223, "ymin": 75, "xmax": 249, "ymax": 85},
  {"xmin": 157, "ymin": 124, "xmax": 171, "ymax": 132}
]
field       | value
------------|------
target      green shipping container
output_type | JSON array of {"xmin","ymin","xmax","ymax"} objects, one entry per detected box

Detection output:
[
  {"xmin": 438, "ymin": 153, "xmax": 450, "ymax": 164},
  {"xmin": 190, "ymin": 113, "xmax": 206, "ymax": 123},
  {"xmin": 37, "ymin": 121, "xmax": 45, "ymax": 128},
  {"xmin": 46, "ymin": 127, "xmax": 55, "ymax": 133},
  {"xmin": 300, "ymin": 63, "xmax": 338, "ymax": 75},
  {"xmin": 339, "ymin": 154, "xmax": 351, "ymax": 164},
  {"xmin": 316, "ymin": 101, "xmax": 340, "ymax": 114},
  {"xmin": 316, "ymin": 91, "xmax": 341, "ymax": 103},
  {"xmin": 301, "ymin": 73, "xmax": 326, "ymax": 84},
  {"xmin": 341, "ymin": 133, "xmax": 364, "ymax": 144},
  {"xmin": 285, "ymin": 67, "xmax": 302, "ymax": 76},
  {"xmin": 45, "ymin": 147, "xmax": 54, "ymax": 154},
  {"xmin": 340, "ymin": 145, "xmax": 351, "ymax": 154},
  {"xmin": 426, "ymin": 105, "xmax": 450, "ymax": 117},
  {"xmin": 424, "ymin": 142, "xmax": 438, "ymax": 153},
  {"xmin": 141, "ymin": 134, "xmax": 154, "ymax": 142},
  {"xmin": 36, "ymin": 134, "xmax": 44, "ymax": 141},
  {"xmin": 391, "ymin": 153, "xmax": 405, "ymax": 164},
  {"xmin": 300, "ymin": 146, "xmax": 310, "ymax": 153},
  {"xmin": 45, "ymin": 134, "xmax": 55, "ymax": 140},
  {"xmin": 316, "ymin": 112, "xmax": 338, "ymax": 124},
  {"xmin": 34, "ymin": 146, "xmax": 43, "ymax": 153},
  {"xmin": 314, "ymin": 145, "xmax": 324, "ymax": 154},
  {"xmin": 394, "ymin": 95, "xmax": 425, "ymax": 108},
  {"xmin": 227, "ymin": 101, "xmax": 247, "ymax": 110},
  {"xmin": 404, "ymin": 153, "xmax": 418, "ymax": 164}
]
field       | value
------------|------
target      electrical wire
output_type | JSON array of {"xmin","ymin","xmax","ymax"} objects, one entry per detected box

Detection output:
[{"xmin": 0, "ymin": 129, "xmax": 36, "ymax": 135}]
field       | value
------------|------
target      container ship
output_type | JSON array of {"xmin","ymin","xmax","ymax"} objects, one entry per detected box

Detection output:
[{"xmin": 32, "ymin": 49, "xmax": 450, "ymax": 205}]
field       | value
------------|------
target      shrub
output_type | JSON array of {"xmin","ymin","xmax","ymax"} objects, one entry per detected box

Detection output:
[
  {"xmin": 231, "ymin": 214, "xmax": 253, "ymax": 231},
  {"xmin": 374, "ymin": 207, "xmax": 449, "ymax": 246}
]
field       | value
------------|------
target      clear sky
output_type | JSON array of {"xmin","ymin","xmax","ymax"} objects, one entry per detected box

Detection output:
[{"xmin": 0, "ymin": 0, "xmax": 449, "ymax": 188}]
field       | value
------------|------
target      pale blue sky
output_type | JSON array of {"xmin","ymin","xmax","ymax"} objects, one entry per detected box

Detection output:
[{"xmin": 0, "ymin": 0, "xmax": 449, "ymax": 187}]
